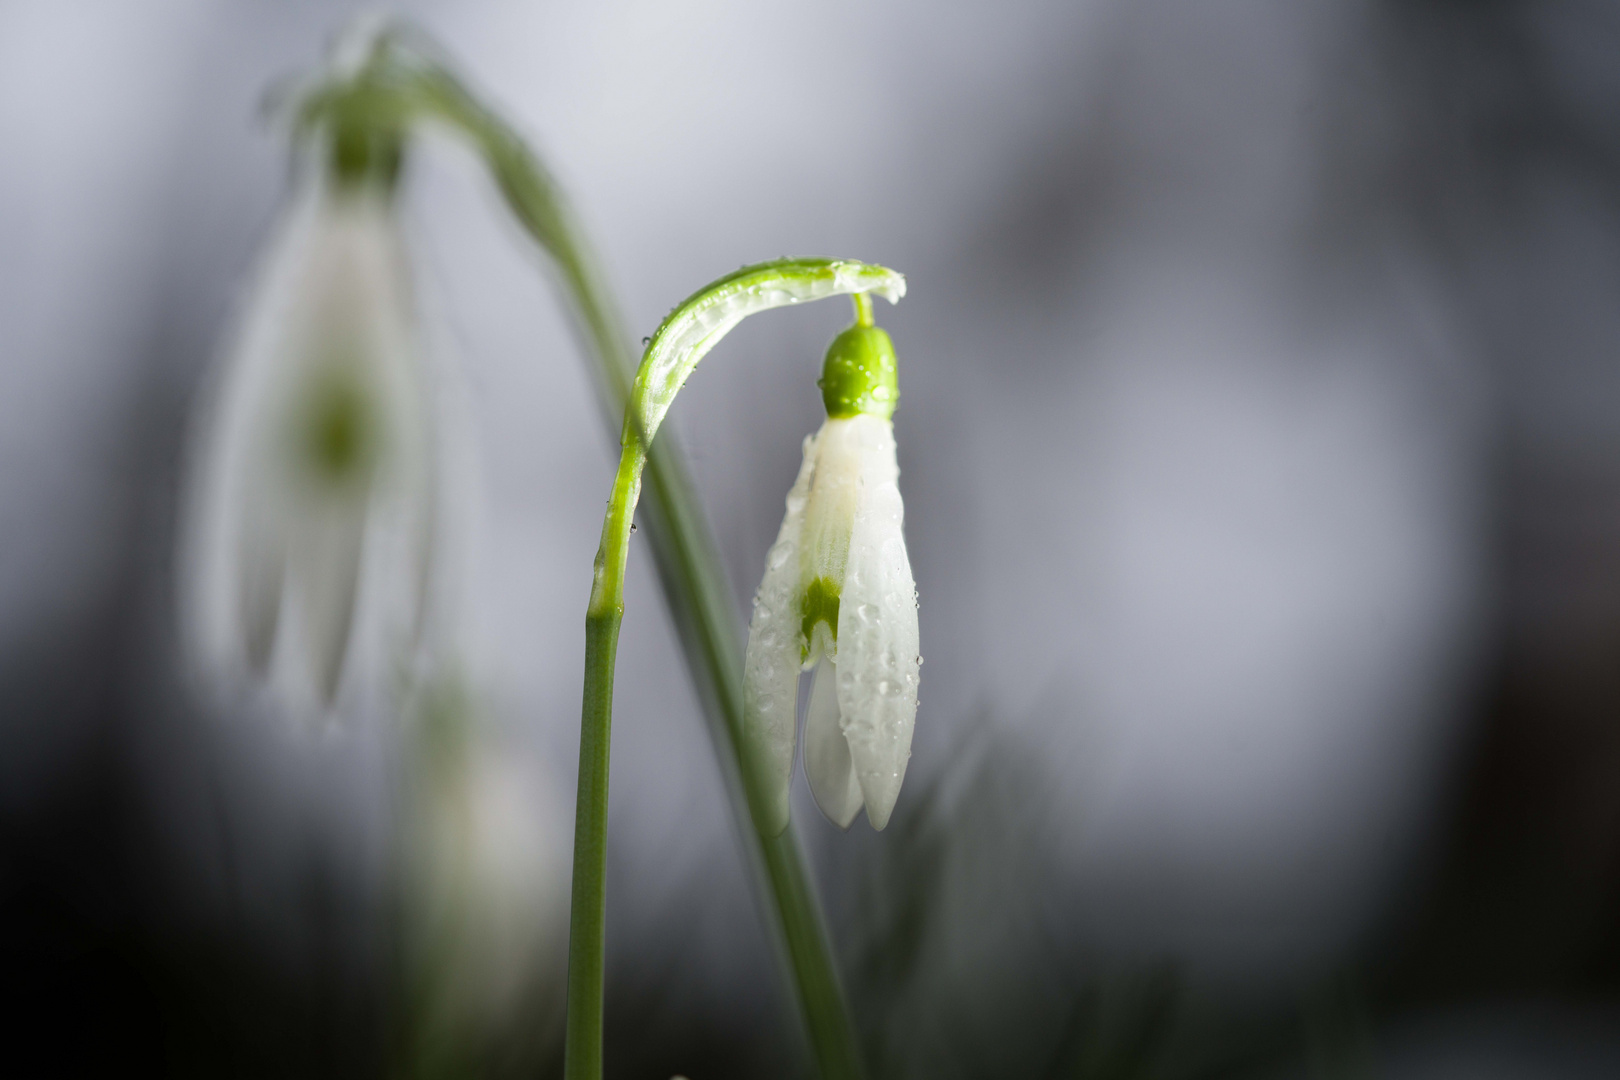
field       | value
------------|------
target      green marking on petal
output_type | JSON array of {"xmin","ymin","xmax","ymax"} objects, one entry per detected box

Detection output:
[
  {"xmin": 298, "ymin": 364, "xmax": 377, "ymax": 486},
  {"xmin": 800, "ymin": 575, "xmax": 841, "ymax": 658}
]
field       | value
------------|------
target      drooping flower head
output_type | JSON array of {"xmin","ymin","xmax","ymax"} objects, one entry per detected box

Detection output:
[
  {"xmin": 743, "ymin": 294, "xmax": 920, "ymax": 834},
  {"xmin": 179, "ymin": 73, "xmax": 441, "ymax": 717}
]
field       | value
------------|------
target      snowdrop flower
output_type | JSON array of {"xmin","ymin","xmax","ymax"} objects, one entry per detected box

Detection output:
[
  {"xmin": 180, "ymin": 126, "xmax": 439, "ymax": 716},
  {"xmin": 743, "ymin": 295, "xmax": 920, "ymax": 835}
]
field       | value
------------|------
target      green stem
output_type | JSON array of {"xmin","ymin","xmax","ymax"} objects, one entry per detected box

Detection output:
[
  {"xmin": 564, "ymin": 432, "xmax": 642, "ymax": 1079},
  {"xmin": 852, "ymin": 289, "xmax": 874, "ymax": 328},
  {"xmin": 565, "ymin": 609, "xmax": 623, "ymax": 1080}
]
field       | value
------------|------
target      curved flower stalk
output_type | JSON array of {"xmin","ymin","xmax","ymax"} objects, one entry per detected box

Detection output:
[
  {"xmin": 179, "ymin": 118, "xmax": 439, "ymax": 716},
  {"xmin": 566, "ymin": 260, "xmax": 905, "ymax": 1080},
  {"xmin": 743, "ymin": 293, "xmax": 920, "ymax": 835}
]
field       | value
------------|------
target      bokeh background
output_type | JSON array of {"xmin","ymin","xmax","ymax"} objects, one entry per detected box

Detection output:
[{"xmin": 5, "ymin": 1, "xmax": 1620, "ymax": 1076}]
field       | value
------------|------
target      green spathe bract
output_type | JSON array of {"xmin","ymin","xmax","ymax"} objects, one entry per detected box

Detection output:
[{"xmin": 630, "ymin": 259, "xmax": 905, "ymax": 446}]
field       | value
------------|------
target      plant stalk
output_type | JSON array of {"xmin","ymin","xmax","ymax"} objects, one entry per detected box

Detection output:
[{"xmin": 564, "ymin": 610, "xmax": 622, "ymax": 1080}]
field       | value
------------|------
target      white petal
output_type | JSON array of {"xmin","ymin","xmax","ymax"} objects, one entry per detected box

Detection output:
[
  {"xmin": 835, "ymin": 414, "xmax": 919, "ymax": 831},
  {"xmin": 287, "ymin": 192, "xmax": 436, "ymax": 706},
  {"xmin": 236, "ymin": 495, "xmax": 285, "ymax": 674},
  {"xmin": 326, "ymin": 197, "xmax": 441, "ymax": 683},
  {"xmin": 292, "ymin": 499, "xmax": 367, "ymax": 704},
  {"xmin": 804, "ymin": 658, "xmax": 863, "ymax": 829},
  {"xmin": 742, "ymin": 430, "xmax": 820, "ymax": 836},
  {"xmin": 178, "ymin": 184, "xmax": 327, "ymax": 696},
  {"xmin": 799, "ymin": 416, "xmax": 862, "ymax": 587}
]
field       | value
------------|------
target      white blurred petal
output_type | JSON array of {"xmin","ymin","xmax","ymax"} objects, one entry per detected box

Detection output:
[
  {"xmin": 179, "ymin": 179, "xmax": 443, "ymax": 718},
  {"xmin": 179, "ymin": 185, "xmax": 324, "ymax": 696},
  {"xmin": 741, "ymin": 431, "xmax": 819, "ymax": 836},
  {"xmin": 835, "ymin": 413, "xmax": 918, "ymax": 831},
  {"xmin": 804, "ymin": 658, "xmax": 862, "ymax": 829},
  {"xmin": 236, "ymin": 496, "xmax": 285, "ymax": 674},
  {"xmin": 406, "ymin": 722, "xmax": 570, "ymax": 1051},
  {"xmin": 291, "ymin": 501, "xmax": 366, "ymax": 704}
]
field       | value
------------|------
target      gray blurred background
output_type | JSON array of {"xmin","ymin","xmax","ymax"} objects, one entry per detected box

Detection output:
[{"xmin": 4, "ymin": 1, "xmax": 1620, "ymax": 1077}]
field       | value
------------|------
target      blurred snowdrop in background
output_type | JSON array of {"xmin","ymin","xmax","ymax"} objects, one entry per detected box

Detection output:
[
  {"xmin": 400, "ymin": 678, "xmax": 570, "ymax": 1079},
  {"xmin": 179, "ymin": 164, "xmax": 441, "ymax": 717}
]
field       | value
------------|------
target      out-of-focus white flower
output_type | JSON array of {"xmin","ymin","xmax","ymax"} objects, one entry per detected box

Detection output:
[
  {"xmin": 743, "ymin": 307, "xmax": 920, "ymax": 834},
  {"xmin": 180, "ymin": 158, "xmax": 438, "ymax": 716},
  {"xmin": 403, "ymin": 683, "xmax": 570, "ymax": 1069}
]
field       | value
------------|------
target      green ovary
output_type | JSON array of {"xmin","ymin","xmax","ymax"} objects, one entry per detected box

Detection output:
[{"xmin": 818, "ymin": 323, "xmax": 898, "ymax": 420}]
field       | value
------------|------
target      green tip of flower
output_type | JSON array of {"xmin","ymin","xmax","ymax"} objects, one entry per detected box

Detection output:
[{"xmin": 819, "ymin": 321, "xmax": 899, "ymax": 421}]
